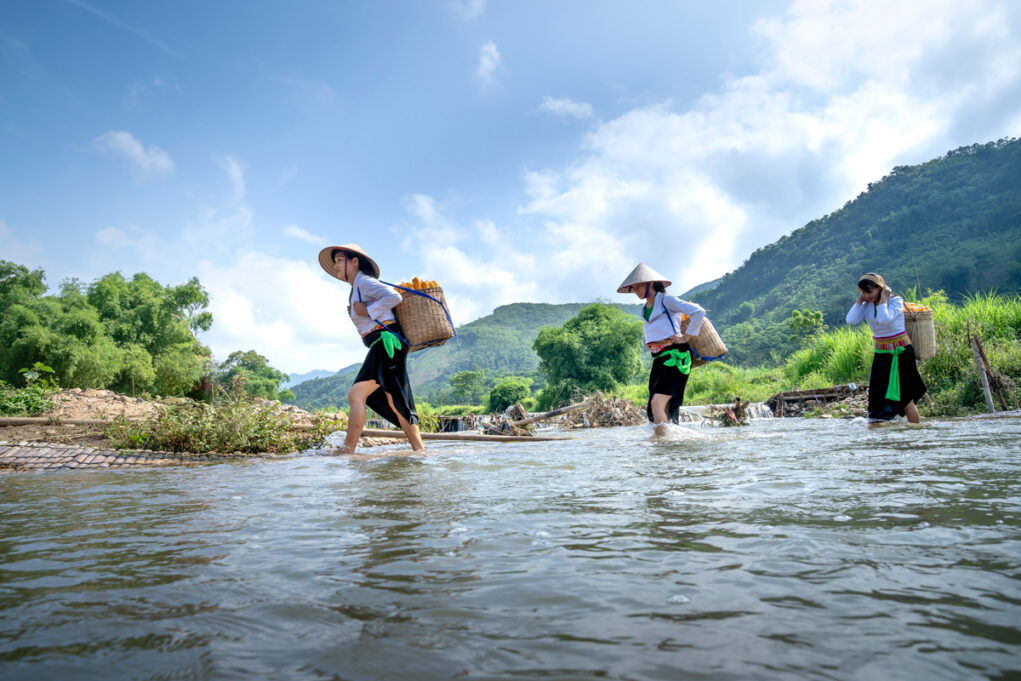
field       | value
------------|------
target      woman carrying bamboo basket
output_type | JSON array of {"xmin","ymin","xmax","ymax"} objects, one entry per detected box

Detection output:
[
  {"xmin": 846, "ymin": 272, "xmax": 927, "ymax": 425},
  {"xmin": 319, "ymin": 243, "xmax": 424, "ymax": 453},
  {"xmin": 618, "ymin": 264, "xmax": 708, "ymax": 435}
]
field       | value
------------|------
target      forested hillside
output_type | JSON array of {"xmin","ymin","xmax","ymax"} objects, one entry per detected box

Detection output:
[{"xmin": 695, "ymin": 138, "xmax": 1021, "ymax": 364}]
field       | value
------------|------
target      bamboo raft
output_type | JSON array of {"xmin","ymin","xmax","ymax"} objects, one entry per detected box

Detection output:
[{"xmin": 0, "ymin": 441, "xmax": 229, "ymax": 473}]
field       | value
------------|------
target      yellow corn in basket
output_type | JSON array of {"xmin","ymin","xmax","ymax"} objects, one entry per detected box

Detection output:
[
  {"xmin": 904, "ymin": 302, "xmax": 936, "ymax": 359},
  {"xmin": 681, "ymin": 315, "xmax": 728, "ymax": 368},
  {"xmin": 394, "ymin": 278, "xmax": 455, "ymax": 353}
]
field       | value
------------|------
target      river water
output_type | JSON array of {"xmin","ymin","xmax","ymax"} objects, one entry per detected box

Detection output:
[{"xmin": 2, "ymin": 417, "xmax": 1020, "ymax": 680}]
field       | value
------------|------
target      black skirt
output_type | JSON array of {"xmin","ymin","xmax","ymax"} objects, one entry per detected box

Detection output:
[
  {"xmin": 354, "ymin": 324, "xmax": 419, "ymax": 427},
  {"xmin": 867, "ymin": 344, "xmax": 927, "ymax": 421},
  {"xmin": 647, "ymin": 342, "xmax": 691, "ymax": 424}
]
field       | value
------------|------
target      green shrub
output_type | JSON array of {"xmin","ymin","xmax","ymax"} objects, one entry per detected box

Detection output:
[
  {"xmin": 487, "ymin": 376, "xmax": 533, "ymax": 412},
  {"xmin": 106, "ymin": 376, "xmax": 343, "ymax": 454}
]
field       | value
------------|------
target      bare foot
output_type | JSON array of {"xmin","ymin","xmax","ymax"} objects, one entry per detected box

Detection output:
[
  {"xmin": 653, "ymin": 423, "xmax": 668, "ymax": 437},
  {"xmin": 331, "ymin": 445, "xmax": 356, "ymax": 455}
]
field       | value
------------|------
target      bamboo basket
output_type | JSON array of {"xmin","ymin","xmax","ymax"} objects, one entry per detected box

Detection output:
[
  {"xmin": 681, "ymin": 317, "xmax": 728, "ymax": 367},
  {"xmin": 392, "ymin": 285, "xmax": 454, "ymax": 353},
  {"xmin": 904, "ymin": 306, "xmax": 936, "ymax": 359}
]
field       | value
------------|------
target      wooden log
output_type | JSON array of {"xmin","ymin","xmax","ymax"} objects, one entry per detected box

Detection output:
[
  {"xmin": 970, "ymin": 331, "xmax": 996, "ymax": 414},
  {"xmin": 507, "ymin": 400, "xmax": 589, "ymax": 428},
  {"xmin": 973, "ymin": 335, "xmax": 1009, "ymax": 411},
  {"xmin": 0, "ymin": 417, "xmax": 115, "ymax": 427},
  {"xmin": 356, "ymin": 428, "xmax": 565, "ymax": 443}
]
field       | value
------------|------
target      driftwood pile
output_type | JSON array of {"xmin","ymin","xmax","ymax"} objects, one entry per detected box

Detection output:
[{"xmin": 566, "ymin": 393, "xmax": 646, "ymax": 428}]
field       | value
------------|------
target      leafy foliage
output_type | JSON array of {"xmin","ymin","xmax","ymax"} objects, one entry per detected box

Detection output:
[
  {"xmin": 486, "ymin": 376, "xmax": 532, "ymax": 412},
  {"xmin": 0, "ymin": 262, "xmax": 216, "ymax": 397},
  {"xmin": 448, "ymin": 369, "xmax": 487, "ymax": 404},
  {"xmin": 216, "ymin": 350, "xmax": 294, "ymax": 402},
  {"xmin": 106, "ymin": 376, "xmax": 343, "ymax": 454},
  {"xmin": 0, "ymin": 363, "xmax": 59, "ymax": 416},
  {"xmin": 533, "ymin": 304, "xmax": 644, "ymax": 408}
]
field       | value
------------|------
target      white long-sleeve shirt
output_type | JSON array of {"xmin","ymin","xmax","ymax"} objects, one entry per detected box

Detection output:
[
  {"xmin": 643, "ymin": 294, "xmax": 705, "ymax": 344},
  {"xmin": 846, "ymin": 295, "xmax": 906, "ymax": 337},
  {"xmin": 349, "ymin": 271, "xmax": 402, "ymax": 336}
]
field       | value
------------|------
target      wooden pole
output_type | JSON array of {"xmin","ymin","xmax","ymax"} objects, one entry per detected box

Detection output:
[
  {"xmin": 973, "ymin": 335, "xmax": 1008, "ymax": 411},
  {"xmin": 356, "ymin": 428, "xmax": 565, "ymax": 443},
  {"xmin": 507, "ymin": 400, "xmax": 589, "ymax": 428},
  {"xmin": 970, "ymin": 331, "xmax": 996, "ymax": 413}
]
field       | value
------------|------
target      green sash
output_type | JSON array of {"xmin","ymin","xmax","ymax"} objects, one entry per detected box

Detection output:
[
  {"xmin": 874, "ymin": 345, "xmax": 906, "ymax": 402},
  {"xmin": 369, "ymin": 330, "xmax": 403, "ymax": 359},
  {"xmin": 660, "ymin": 348, "xmax": 691, "ymax": 376}
]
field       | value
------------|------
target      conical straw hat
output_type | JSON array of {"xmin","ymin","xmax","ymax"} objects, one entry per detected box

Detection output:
[
  {"xmin": 318, "ymin": 243, "xmax": 380, "ymax": 280},
  {"xmin": 617, "ymin": 263, "xmax": 671, "ymax": 293}
]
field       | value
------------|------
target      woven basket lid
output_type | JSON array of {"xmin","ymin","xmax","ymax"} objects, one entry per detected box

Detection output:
[
  {"xmin": 617, "ymin": 263, "xmax": 671, "ymax": 293},
  {"xmin": 318, "ymin": 243, "xmax": 380, "ymax": 280}
]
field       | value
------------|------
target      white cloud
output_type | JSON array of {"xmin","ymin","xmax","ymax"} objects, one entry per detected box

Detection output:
[
  {"xmin": 538, "ymin": 96, "xmax": 594, "ymax": 120},
  {"xmin": 457, "ymin": 0, "xmax": 485, "ymax": 19},
  {"xmin": 399, "ymin": 196, "xmax": 538, "ymax": 323},
  {"xmin": 513, "ymin": 0, "xmax": 1021, "ymax": 296},
  {"xmin": 476, "ymin": 42, "xmax": 501, "ymax": 85},
  {"xmin": 196, "ymin": 252, "xmax": 366, "ymax": 374},
  {"xmin": 218, "ymin": 154, "xmax": 245, "ymax": 202},
  {"xmin": 284, "ymin": 223, "xmax": 325, "ymax": 245},
  {"xmin": 93, "ymin": 131, "xmax": 175, "ymax": 175}
]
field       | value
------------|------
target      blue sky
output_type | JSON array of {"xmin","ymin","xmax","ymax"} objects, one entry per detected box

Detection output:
[{"xmin": 3, "ymin": 1, "xmax": 1021, "ymax": 374}]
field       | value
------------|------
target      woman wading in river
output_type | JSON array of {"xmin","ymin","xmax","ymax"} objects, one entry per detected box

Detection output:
[
  {"xmin": 618, "ymin": 264, "xmax": 706, "ymax": 435},
  {"xmin": 319, "ymin": 243, "xmax": 424, "ymax": 453},
  {"xmin": 846, "ymin": 272, "xmax": 926, "ymax": 425}
]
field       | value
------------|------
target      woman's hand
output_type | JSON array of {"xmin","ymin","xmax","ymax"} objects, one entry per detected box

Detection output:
[
  {"xmin": 352, "ymin": 302, "xmax": 368, "ymax": 316},
  {"xmin": 880, "ymin": 286, "xmax": 892, "ymax": 304},
  {"xmin": 857, "ymin": 290, "xmax": 869, "ymax": 304}
]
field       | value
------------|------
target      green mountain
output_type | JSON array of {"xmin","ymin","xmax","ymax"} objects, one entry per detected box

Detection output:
[
  {"xmin": 288, "ymin": 302, "xmax": 641, "ymax": 410},
  {"xmin": 695, "ymin": 137, "xmax": 1021, "ymax": 364}
]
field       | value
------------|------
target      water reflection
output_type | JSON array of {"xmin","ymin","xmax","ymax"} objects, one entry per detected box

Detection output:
[{"xmin": 1, "ymin": 417, "xmax": 1019, "ymax": 680}]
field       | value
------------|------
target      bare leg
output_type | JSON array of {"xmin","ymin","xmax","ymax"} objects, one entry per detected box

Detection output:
[
  {"xmin": 340, "ymin": 380, "xmax": 379, "ymax": 453},
  {"xmin": 650, "ymin": 393, "xmax": 671, "ymax": 436},
  {"xmin": 385, "ymin": 391, "xmax": 425, "ymax": 452},
  {"xmin": 904, "ymin": 401, "xmax": 920, "ymax": 424}
]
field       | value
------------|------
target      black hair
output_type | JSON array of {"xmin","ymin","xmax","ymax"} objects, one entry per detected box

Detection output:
[
  {"xmin": 331, "ymin": 249, "xmax": 375, "ymax": 276},
  {"xmin": 652, "ymin": 282, "xmax": 666, "ymax": 293}
]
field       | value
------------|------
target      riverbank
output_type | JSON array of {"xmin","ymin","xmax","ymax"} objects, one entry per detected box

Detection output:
[{"xmin": 0, "ymin": 388, "xmax": 400, "ymax": 454}]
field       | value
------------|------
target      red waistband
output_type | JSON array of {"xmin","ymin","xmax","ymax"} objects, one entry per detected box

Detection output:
[{"xmin": 360, "ymin": 320, "xmax": 395, "ymax": 338}]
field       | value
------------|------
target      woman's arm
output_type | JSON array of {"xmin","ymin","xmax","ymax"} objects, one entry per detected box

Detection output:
[
  {"xmin": 663, "ymin": 296, "xmax": 706, "ymax": 337},
  {"xmin": 846, "ymin": 301, "xmax": 867, "ymax": 325},
  {"xmin": 875, "ymin": 294, "xmax": 903, "ymax": 325},
  {"xmin": 354, "ymin": 277, "xmax": 403, "ymax": 319}
]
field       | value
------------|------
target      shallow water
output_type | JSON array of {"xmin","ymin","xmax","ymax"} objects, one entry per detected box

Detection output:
[{"xmin": 2, "ymin": 417, "xmax": 1020, "ymax": 680}]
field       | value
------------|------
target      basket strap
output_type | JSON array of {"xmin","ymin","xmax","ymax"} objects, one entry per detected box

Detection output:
[
  {"xmin": 381, "ymin": 281, "xmax": 458, "ymax": 347},
  {"xmin": 690, "ymin": 348, "xmax": 727, "ymax": 362},
  {"xmin": 356, "ymin": 286, "xmax": 413, "ymax": 346}
]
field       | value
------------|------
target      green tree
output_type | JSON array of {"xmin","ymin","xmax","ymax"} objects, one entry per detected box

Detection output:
[
  {"xmin": 533, "ymin": 303, "xmax": 643, "ymax": 407},
  {"xmin": 216, "ymin": 350, "xmax": 294, "ymax": 402},
  {"xmin": 787, "ymin": 309, "xmax": 827, "ymax": 346},
  {"xmin": 487, "ymin": 376, "xmax": 532, "ymax": 412},
  {"xmin": 448, "ymin": 369, "xmax": 486, "ymax": 404},
  {"xmin": 0, "ymin": 261, "xmax": 215, "ymax": 396}
]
